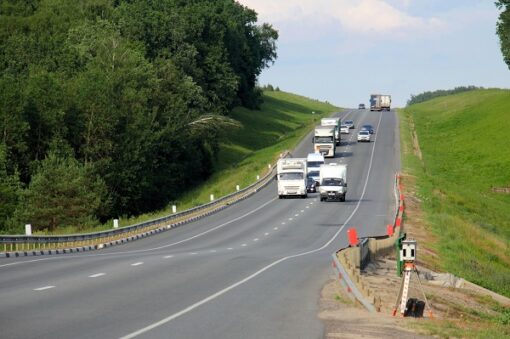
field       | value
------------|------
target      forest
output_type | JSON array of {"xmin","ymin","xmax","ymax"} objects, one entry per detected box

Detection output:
[{"xmin": 0, "ymin": 0, "xmax": 278, "ymax": 233}]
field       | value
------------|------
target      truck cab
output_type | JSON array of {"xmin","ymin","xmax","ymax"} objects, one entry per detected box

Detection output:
[
  {"xmin": 321, "ymin": 117, "xmax": 341, "ymax": 145},
  {"xmin": 314, "ymin": 126, "xmax": 336, "ymax": 157}
]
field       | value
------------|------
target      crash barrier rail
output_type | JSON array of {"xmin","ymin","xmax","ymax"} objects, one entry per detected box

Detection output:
[
  {"xmin": 332, "ymin": 172, "xmax": 404, "ymax": 311},
  {"xmin": 0, "ymin": 152, "xmax": 289, "ymax": 256}
]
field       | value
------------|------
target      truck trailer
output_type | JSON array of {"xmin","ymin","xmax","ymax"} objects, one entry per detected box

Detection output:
[
  {"xmin": 370, "ymin": 94, "xmax": 391, "ymax": 111},
  {"xmin": 321, "ymin": 117, "xmax": 341, "ymax": 145}
]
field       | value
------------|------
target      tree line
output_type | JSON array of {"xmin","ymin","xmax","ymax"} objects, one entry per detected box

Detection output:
[
  {"xmin": 406, "ymin": 86, "xmax": 484, "ymax": 106},
  {"xmin": 0, "ymin": 0, "xmax": 278, "ymax": 233}
]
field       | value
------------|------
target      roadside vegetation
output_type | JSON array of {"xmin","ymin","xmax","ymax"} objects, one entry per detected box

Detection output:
[
  {"xmin": 399, "ymin": 89, "xmax": 510, "ymax": 336},
  {"xmin": 0, "ymin": 0, "xmax": 278, "ymax": 234}
]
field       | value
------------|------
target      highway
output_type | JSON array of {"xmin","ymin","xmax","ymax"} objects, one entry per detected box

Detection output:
[{"xmin": 0, "ymin": 108, "xmax": 400, "ymax": 339}]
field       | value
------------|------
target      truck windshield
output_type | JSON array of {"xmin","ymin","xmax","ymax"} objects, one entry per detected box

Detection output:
[
  {"xmin": 314, "ymin": 136, "xmax": 333, "ymax": 143},
  {"xmin": 307, "ymin": 161, "xmax": 324, "ymax": 168},
  {"xmin": 322, "ymin": 178, "xmax": 344, "ymax": 186},
  {"xmin": 279, "ymin": 172, "xmax": 304, "ymax": 180}
]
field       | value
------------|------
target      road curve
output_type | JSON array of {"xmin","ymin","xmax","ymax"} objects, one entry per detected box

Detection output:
[{"xmin": 0, "ymin": 108, "xmax": 400, "ymax": 339}]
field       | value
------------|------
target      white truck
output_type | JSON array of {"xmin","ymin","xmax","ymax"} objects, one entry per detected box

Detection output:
[
  {"xmin": 370, "ymin": 94, "xmax": 391, "ymax": 111},
  {"xmin": 306, "ymin": 152, "xmax": 324, "ymax": 184},
  {"xmin": 321, "ymin": 117, "xmax": 341, "ymax": 145},
  {"xmin": 277, "ymin": 158, "xmax": 307, "ymax": 199},
  {"xmin": 319, "ymin": 163, "xmax": 347, "ymax": 202},
  {"xmin": 314, "ymin": 126, "xmax": 336, "ymax": 158}
]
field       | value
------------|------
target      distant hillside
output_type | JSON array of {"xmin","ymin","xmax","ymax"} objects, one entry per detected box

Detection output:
[{"xmin": 401, "ymin": 89, "xmax": 510, "ymax": 297}]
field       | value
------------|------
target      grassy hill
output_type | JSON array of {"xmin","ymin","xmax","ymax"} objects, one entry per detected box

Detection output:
[
  {"xmin": 400, "ymin": 89, "xmax": 510, "ymax": 298},
  {"xmin": 121, "ymin": 90, "xmax": 339, "ymax": 226}
]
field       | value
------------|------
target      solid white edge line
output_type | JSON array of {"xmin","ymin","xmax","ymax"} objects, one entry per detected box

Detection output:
[
  {"xmin": 89, "ymin": 273, "xmax": 106, "ymax": 278},
  {"xmin": 33, "ymin": 286, "xmax": 55, "ymax": 291},
  {"xmin": 131, "ymin": 262, "xmax": 144, "ymax": 266},
  {"xmin": 120, "ymin": 111, "xmax": 385, "ymax": 339}
]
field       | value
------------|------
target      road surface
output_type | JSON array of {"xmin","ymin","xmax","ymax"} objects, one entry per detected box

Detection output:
[{"xmin": 0, "ymin": 108, "xmax": 400, "ymax": 339}]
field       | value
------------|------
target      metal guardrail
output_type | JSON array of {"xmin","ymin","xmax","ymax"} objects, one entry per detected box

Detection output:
[{"xmin": 0, "ymin": 154, "xmax": 287, "ymax": 255}]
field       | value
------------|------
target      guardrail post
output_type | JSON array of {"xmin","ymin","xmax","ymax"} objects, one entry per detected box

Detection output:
[
  {"xmin": 236, "ymin": 185, "xmax": 240, "ymax": 191},
  {"xmin": 256, "ymin": 175, "xmax": 260, "ymax": 180},
  {"xmin": 210, "ymin": 194, "xmax": 214, "ymax": 201},
  {"xmin": 113, "ymin": 219, "xmax": 119, "ymax": 229},
  {"xmin": 172, "ymin": 205, "xmax": 177, "ymax": 213}
]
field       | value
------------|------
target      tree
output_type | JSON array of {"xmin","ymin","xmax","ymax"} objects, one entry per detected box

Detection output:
[
  {"xmin": 496, "ymin": 1, "xmax": 510, "ymax": 70},
  {"xmin": 0, "ymin": 144, "xmax": 21, "ymax": 233},
  {"xmin": 13, "ymin": 145, "xmax": 107, "ymax": 232}
]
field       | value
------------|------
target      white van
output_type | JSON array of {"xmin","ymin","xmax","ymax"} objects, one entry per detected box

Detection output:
[{"xmin": 306, "ymin": 153, "xmax": 324, "ymax": 184}]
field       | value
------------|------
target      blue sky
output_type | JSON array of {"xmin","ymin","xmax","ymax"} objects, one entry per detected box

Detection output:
[{"xmin": 238, "ymin": 0, "xmax": 509, "ymax": 107}]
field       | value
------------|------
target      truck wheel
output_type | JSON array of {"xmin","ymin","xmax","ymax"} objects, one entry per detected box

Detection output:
[
  {"xmin": 341, "ymin": 195, "xmax": 346, "ymax": 202},
  {"xmin": 278, "ymin": 195, "xmax": 282, "ymax": 199}
]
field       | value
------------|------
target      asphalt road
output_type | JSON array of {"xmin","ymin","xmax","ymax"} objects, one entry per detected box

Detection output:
[{"xmin": 0, "ymin": 108, "xmax": 400, "ymax": 339}]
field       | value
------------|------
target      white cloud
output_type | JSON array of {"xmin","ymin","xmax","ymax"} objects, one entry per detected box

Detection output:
[{"xmin": 238, "ymin": 0, "xmax": 445, "ymax": 38}]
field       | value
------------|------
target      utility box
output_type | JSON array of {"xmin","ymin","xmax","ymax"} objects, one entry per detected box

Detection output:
[{"xmin": 401, "ymin": 239, "xmax": 417, "ymax": 262}]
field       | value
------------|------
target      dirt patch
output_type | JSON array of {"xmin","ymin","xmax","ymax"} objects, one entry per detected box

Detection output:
[{"xmin": 319, "ymin": 278, "xmax": 431, "ymax": 338}]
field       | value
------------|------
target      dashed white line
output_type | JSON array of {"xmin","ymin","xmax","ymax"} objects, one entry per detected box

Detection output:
[
  {"xmin": 241, "ymin": 244, "xmax": 247, "ymax": 247},
  {"xmin": 300, "ymin": 210, "xmax": 304, "ymax": 213},
  {"xmin": 190, "ymin": 253, "xmax": 198, "ymax": 255},
  {"xmin": 164, "ymin": 255, "xmax": 174, "ymax": 259},
  {"xmin": 294, "ymin": 214, "xmax": 299, "ymax": 217},
  {"xmin": 288, "ymin": 218, "xmax": 293, "ymax": 221},
  {"xmin": 274, "ymin": 227, "xmax": 278, "ymax": 231},
  {"xmin": 227, "ymin": 248, "xmax": 233, "ymax": 250},
  {"xmin": 264, "ymin": 232, "xmax": 269, "ymax": 236},
  {"xmin": 210, "ymin": 250, "xmax": 217, "ymax": 253},
  {"xmin": 33, "ymin": 286, "xmax": 55, "ymax": 291},
  {"xmin": 281, "ymin": 222, "xmax": 286, "ymax": 225},
  {"xmin": 131, "ymin": 262, "xmax": 144, "ymax": 266},
  {"xmin": 306, "ymin": 206, "xmax": 310, "ymax": 209},
  {"xmin": 88, "ymin": 273, "xmax": 105, "ymax": 278},
  {"xmin": 253, "ymin": 238, "xmax": 259, "ymax": 242}
]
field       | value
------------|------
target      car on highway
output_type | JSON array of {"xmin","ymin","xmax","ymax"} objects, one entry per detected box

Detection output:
[
  {"xmin": 360, "ymin": 124, "xmax": 374, "ymax": 134},
  {"xmin": 340, "ymin": 124, "xmax": 350, "ymax": 134},
  {"xmin": 306, "ymin": 176, "xmax": 317, "ymax": 193},
  {"xmin": 307, "ymin": 170, "xmax": 320, "ymax": 185},
  {"xmin": 358, "ymin": 103, "xmax": 365, "ymax": 110},
  {"xmin": 344, "ymin": 120, "xmax": 355, "ymax": 129},
  {"xmin": 357, "ymin": 130, "xmax": 371, "ymax": 142}
]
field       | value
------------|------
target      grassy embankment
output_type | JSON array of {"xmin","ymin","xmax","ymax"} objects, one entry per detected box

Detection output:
[
  {"xmin": 118, "ymin": 90, "xmax": 339, "ymax": 227},
  {"xmin": 399, "ymin": 89, "xmax": 510, "ymax": 337}
]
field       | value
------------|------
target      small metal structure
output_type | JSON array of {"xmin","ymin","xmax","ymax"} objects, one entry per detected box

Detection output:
[{"xmin": 392, "ymin": 240, "xmax": 433, "ymax": 317}]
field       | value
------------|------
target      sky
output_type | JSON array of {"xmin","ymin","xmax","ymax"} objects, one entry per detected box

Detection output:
[{"xmin": 237, "ymin": 0, "xmax": 510, "ymax": 108}]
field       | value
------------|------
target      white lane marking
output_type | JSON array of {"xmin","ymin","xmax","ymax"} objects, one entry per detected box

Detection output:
[
  {"xmin": 281, "ymin": 222, "xmax": 286, "ymax": 225},
  {"xmin": 306, "ymin": 206, "xmax": 310, "ymax": 209},
  {"xmin": 164, "ymin": 255, "xmax": 174, "ymax": 259},
  {"xmin": 190, "ymin": 253, "xmax": 197, "ymax": 256},
  {"xmin": 131, "ymin": 262, "xmax": 144, "ymax": 266},
  {"xmin": 119, "ymin": 111, "xmax": 385, "ymax": 339},
  {"xmin": 88, "ymin": 273, "xmax": 105, "ymax": 278},
  {"xmin": 273, "ymin": 227, "xmax": 278, "ymax": 231},
  {"xmin": 0, "ymin": 198, "xmax": 278, "ymax": 269},
  {"xmin": 300, "ymin": 210, "xmax": 304, "ymax": 213},
  {"xmin": 33, "ymin": 286, "xmax": 55, "ymax": 291},
  {"xmin": 227, "ymin": 248, "xmax": 233, "ymax": 250},
  {"xmin": 210, "ymin": 250, "xmax": 217, "ymax": 253},
  {"xmin": 264, "ymin": 233, "xmax": 269, "ymax": 236},
  {"xmin": 288, "ymin": 218, "xmax": 293, "ymax": 221},
  {"xmin": 294, "ymin": 214, "xmax": 299, "ymax": 217},
  {"xmin": 253, "ymin": 238, "xmax": 259, "ymax": 242},
  {"xmin": 241, "ymin": 244, "xmax": 247, "ymax": 247}
]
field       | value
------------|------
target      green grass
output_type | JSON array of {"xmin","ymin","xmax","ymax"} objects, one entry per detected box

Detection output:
[
  {"xmin": 399, "ymin": 89, "xmax": 510, "ymax": 298},
  {"xmin": 117, "ymin": 91, "xmax": 339, "ymax": 227}
]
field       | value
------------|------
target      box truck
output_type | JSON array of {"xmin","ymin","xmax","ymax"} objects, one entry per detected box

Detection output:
[
  {"xmin": 277, "ymin": 158, "xmax": 307, "ymax": 199},
  {"xmin": 306, "ymin": 153, "xmax": 324, "ymax": 184},
  {"xmin": 370, "ymin": 94, "xmax": 391, "ymax": 111}
]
